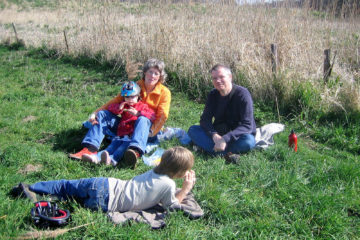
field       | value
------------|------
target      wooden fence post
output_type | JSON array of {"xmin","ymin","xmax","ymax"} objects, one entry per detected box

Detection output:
[
  {"xmin": 323, "ymin": 49, "xmax": 331, "ymax": 83},
  {"xmin": 63, "ymin": 30, "xmax": 69, "ymax": 53},
  {"xmin": 271, "ymin": 44, "xmax": 280, "ymax": 122},
  {"xmin": 12, "ymin": 23, "xmax": 19, "ymax": 42},
  {"xmin": 271, "ymin": 44, "xmax": 278, "ymax": 74}
]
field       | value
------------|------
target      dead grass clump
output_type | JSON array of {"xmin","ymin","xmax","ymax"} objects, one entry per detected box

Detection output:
[
  {"xmin": 22, "ymin": 115, "xmax": 37, "ymax": 123},
  {"xmin": 17, "ymin": 164, "xmax": 43, "ymax": 174},
  {"xmin": 337, "ymin": 82, "xmax": 360, "ymax": 113}
]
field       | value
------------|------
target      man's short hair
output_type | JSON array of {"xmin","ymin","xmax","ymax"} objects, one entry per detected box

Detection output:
[
  {"xmin": 210, "ymin": 64, "xmax": 232, "ymax": 76},
  {"xmin": 154, "ymin": 146, "xmax": 194, "ymax": 178},
  {"xmin": 142, "ymin": 58, "xmax": 167, "ymax": 83}
]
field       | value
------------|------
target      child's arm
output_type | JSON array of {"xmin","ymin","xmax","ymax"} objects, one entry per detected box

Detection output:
[
  {"xmin": 175, "ymin": 170, "xmax": 196, "ymax": 203},
  {"xmin": 108, "ymin": 102, "xmax": 127, "ymax": 115},
  {"xmin": 107, "ymin": 103, "xmax": 121, "ymax": 115},
  {"xmin": 95, "ymin": 94, "xmax": 124, "ymax": 113}
]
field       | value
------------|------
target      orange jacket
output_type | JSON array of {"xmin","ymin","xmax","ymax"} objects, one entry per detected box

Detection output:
[{"xmin": 96, "ymin": 79, "xmax": 171, "ymax": 136}]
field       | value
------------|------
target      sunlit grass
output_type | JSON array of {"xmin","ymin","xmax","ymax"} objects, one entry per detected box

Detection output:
[{"xmin": 1, "ymin": 44, "xmax": 360, "ymax": 239}]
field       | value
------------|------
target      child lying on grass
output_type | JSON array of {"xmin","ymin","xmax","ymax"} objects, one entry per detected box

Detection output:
[{"xmin": 12, "ymin": 146, "xmax": 196, "ymax": 213}]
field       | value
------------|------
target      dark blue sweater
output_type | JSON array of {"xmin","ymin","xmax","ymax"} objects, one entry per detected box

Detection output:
[{"xmin": 200, "ymin": 85, "xmax": 256, "ymax": 143}]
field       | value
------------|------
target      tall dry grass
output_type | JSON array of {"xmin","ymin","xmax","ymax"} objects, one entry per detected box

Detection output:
[{"xmin": 0, "ymin": 0, "xmax": 359, "ymax": 116}]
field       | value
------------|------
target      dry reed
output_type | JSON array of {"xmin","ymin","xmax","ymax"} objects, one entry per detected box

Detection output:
[{"xmin": 0, "ymin": 0, "xmax": 359, "ymax": 114}]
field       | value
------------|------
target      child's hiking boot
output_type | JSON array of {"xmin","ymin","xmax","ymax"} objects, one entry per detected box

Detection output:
[
  {"xmin": 10, "ymin": 183, "xmax": 38, "ymax": 203},
  {"xmin": 69, "ymin": 148, "xmax": 97, "ymax": 160},
  {"xmin": 123, "ymin": 148, "xmax": 140, "ymax": 169},
  {"xmin": 101, "ymin": 151, "xmax": 111, "ymax": 166},
  {"xmin": 224, "ymin": 152, "xmax": 241, "ymax": 164},
  {"xmin": 81, "ymin": 154, "xmax": 99, "ymax": 164}
]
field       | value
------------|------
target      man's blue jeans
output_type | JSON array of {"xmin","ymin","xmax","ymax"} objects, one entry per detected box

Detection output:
[
  {"xmin": 82, "ymin": 110, "xmax": 152, "ymax": 154},
  {"xmin": 188, "ymin": 125, "xmax": 256, "ymax": 155},
  {"xmin": 29, "ymin": 178, "xmax": 109, "ymax": 212}
]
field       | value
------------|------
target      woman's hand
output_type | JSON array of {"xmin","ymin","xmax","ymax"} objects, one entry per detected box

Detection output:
[
  {"xmin": 148, "ymin": 130, "xmax": 155, "ymax": 138},
  {"xmin": 89, "ymin": 113, "xmax": 98, "ymax": 125}
]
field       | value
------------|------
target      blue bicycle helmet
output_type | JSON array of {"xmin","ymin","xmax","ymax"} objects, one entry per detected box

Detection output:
[{"xmin": 121, "ymin": 81, "xmax": 141, "ymax": 97}]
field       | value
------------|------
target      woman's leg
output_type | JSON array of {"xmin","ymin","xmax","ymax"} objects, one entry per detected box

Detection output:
[
  {"xmin": 82, "ymin": 110, "xmax": 120, "ymax": 150},
  {"xmin": 29, "ymin": 178, "xmax": 109, "ymax": 212}
]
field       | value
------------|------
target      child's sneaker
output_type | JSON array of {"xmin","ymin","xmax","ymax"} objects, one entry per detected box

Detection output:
[
  {"xmin": 69, "ymin": 148, "xmax": 97, "ymax": 160},
  {"xmin": 123, "ymin": 148, "xmax": 140, "ymax": 169},
  {"xmin": 81, "ymin": 154, "xmax": 99, "ymax": 164},
  {"xmin": 100, "ymin": 151, "xmax": 111, "ymax": 166}
]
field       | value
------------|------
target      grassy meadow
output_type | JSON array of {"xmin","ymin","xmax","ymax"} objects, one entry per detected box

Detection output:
[
  {"xmin": 0, "ymin": 41, "xmax": 360, "ymax": 239},
  {"xmin": 0, "ymin": 0, "xmax": 360, "ymax": 239}
]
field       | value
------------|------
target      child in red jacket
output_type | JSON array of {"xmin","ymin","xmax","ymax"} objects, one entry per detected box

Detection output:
[{"xmin": 82, "ymin": 81, "xmax": 155, "ymax": 167}]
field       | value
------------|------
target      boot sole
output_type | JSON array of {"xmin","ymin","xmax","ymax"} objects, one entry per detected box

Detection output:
[{"xmin": 123, "ymin": 149, "xmax": 138, "ymax": 169}]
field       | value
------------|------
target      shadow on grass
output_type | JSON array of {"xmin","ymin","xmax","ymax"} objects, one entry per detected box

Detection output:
[
  {"xmin": 52, "ymin": 127, "xmax": 114, "ymax": 156},
  {"xmin": 0, "ymin": 42, "xmax": 130, "ymax": 83},
  {"xmin": 25, "ymin": 46, "xmax": 128, "ymax": 85},
  {"xmin": 52, "ymin": 127, "xmax": 88, "ymax": 154}
]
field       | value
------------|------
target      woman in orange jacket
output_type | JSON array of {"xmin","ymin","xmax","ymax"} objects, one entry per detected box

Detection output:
[{"xmin": 69, "ymin": 58, "xmax": 171, "ymax": 168}]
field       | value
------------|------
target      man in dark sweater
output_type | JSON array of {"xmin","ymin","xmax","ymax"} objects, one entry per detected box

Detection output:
[{"xmin": 188, "ymin": 64, "xmax": 256, "ymax": 156}]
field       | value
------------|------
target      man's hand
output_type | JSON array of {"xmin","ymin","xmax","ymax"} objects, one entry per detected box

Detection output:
[
  {"xmin": 89, "ymin": 113, "xmax": 98, "ymax": 125},
  {"xmin": 148, "ymin": 129, "xmax": 155, "ymax": 138},
  {"xmin": 212, "ymin": 133, "xmax": 226, "ymax": 152}
]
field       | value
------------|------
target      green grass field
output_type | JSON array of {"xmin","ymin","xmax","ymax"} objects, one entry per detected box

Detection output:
[{"xmin": 1, "ymin": 45, "xmax": 360, "ymax": 239}]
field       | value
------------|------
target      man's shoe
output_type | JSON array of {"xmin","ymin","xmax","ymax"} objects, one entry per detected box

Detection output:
[
  {"xmin": 81, "ymin": 154, "xmax": 99, "ymax": 164},
  {"xmin": 123, "ymin": 148, "xmax": 140, "ymax": 169},
  {"xmin": 69, "ymin": 148, "xmax": 97, "ymax": 160},
  {"xmin": 192, "ymin": 144, "xmax": 204, "ymax": 154},
  {"xmin": 224, "ymin": 152, "xmax": 241, "ymax": 164},
  {"xmin": 10, "ymin": 183, "xmax": 38, "ymax": 203},
  {"xmin": 101, "ymin": 151, "xmax": 111, "ymax": 166}
]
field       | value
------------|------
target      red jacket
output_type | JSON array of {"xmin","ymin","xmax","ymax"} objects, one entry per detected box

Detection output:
[
  {"xmin": 96, "ymin": 79, "xmax": 171, "ymax": 136},
  {"xmin": 107, "ymin": 101, "xmax": 156, "ymax": 137}
]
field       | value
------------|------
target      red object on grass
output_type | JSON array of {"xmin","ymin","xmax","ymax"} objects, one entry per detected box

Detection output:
[{"xmin": 288, "ymin": 129, "xmax": 298, "ymax": 152}]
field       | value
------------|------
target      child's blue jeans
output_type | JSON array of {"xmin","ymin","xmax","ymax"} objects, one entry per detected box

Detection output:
[
  {"xmin": 98, "ymin": 136, "xmax": 131, "ymax": 165},
  {"xmin": 82, "ymin": 110, "xmax": 152, "ymax": 154},
  {"xmin": 29, "ymin": 178, "xmax": 109, "ymax": 212},
  {"xmin": 188, "ymin": 125, "xmax": 256, "ymax": 155}
]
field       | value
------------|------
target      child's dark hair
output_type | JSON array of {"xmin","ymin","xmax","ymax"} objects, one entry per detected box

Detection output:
[{"xmin": 154, "ymin": 146, "xmax": 194, "ymax": 178}]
